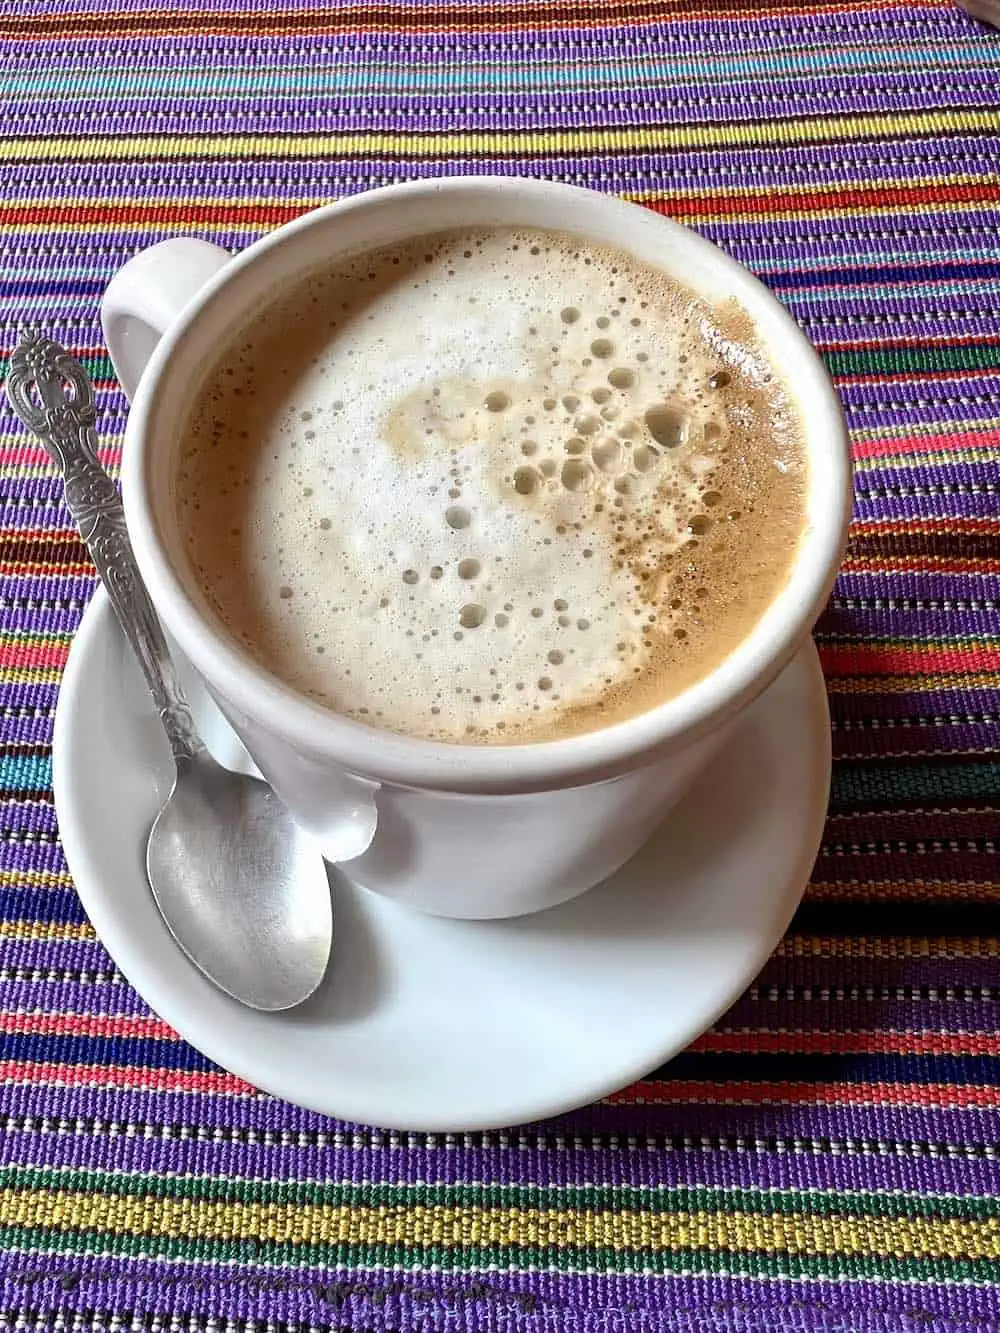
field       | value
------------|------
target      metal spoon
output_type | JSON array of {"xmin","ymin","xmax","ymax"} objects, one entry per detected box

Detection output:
[{"xmin": 5, "ymin": 330, "xmax": 333, "ymax": 1011}]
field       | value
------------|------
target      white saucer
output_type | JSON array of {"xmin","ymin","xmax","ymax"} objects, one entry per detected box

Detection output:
[{"xmin": 54, "ymin": 588, "xmax": 830, "ymax": 1131}]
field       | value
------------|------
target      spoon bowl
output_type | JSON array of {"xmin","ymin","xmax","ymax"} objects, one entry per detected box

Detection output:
[{"xmin": 148, "ymin": 752, "xmax": 332, "ymax": 1011}]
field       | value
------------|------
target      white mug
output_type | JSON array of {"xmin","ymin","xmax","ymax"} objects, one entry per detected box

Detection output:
[{"xmin": 103, "ymin": 177, "xmax": 852, "ymax": 920}]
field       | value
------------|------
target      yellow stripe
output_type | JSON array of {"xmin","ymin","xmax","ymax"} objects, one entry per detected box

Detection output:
[
  {"xmin": 778, "ymin": 936, "xmax": 1000, "ymax": 959},
  {"xmin": 0, "ymin": 920, "xmax": 94, "ymax": 942},
  {"xmin": 0, "ymin": 670, "xmax": 65, "ymax": 687},
  {"xmin": 829, "ymin": 673, "xmax": 1000, "ymax": 691},
  {"xmin": 2, "ymin": 1190, "xmax": 997, "ymax": 1258},
  {"xmin": 0, "ymin": 871, "xmax": 73, "ymax": 889},
  {"xmin": 854, "ymin": 449, "xmax": 1000, "ymax": 473},
  {"xmin": 4, "ymin": 111, "xmax": 1000, "ymax": 162}
]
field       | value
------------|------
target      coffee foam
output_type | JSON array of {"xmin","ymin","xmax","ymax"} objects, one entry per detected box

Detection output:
[{"xmin": 177, "ymin": 227, "xmax": 807, "ymax": 744}]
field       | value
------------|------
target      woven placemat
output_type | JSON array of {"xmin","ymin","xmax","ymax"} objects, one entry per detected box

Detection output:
[{"xmin": 1, "ymin": 2, "xmax": 999, "ymax": 1330}]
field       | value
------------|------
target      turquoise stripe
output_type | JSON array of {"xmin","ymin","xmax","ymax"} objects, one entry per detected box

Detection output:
[
  {"xmin": 768, "ymin": 279, "xmax": 1000, "ymax": 305},
  {"xmin": 2, "ymin": 41, "xmax": 996, "ymax": 101},
  {"xmin": 832, "ymin": 760, "xmax": 1000, "ymax": 809},
  {"xmin": 0, "ymin": 755, "xmax": 52, "ymax": 793}
]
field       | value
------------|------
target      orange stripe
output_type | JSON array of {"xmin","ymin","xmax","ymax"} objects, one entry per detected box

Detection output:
[
  {"xmin": 609, "ymin": 1079, "xmax": 999, "ymax": 1109},
  {"xmin": 840, "ymin": 556, "xmax": 999, "ymax": 575},
  {"xmin": 8, "ymin": 176, "xmax": 997, "ymax": 231},
  {"xmin": 819, "ymin": 643, "xmax": 1000, "ymax": 675},
  {"xmin": 0, "ymin": 0, "xmax": 948, "ymax": 42}
]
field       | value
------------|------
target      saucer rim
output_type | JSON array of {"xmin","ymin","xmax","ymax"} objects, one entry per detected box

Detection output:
[{"xmin": 53, "ymin": 587, "xmax": 830, "ymax": 1130}]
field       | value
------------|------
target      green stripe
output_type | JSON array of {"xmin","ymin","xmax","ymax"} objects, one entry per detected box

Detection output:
[
  {"xmin": 831, "ymin": 759, "xmax": 1000, "ymax": 810},
  {"xmin": 824, "ymin": 344, "xmax": 1000, "ymax": 378},
  {"xmin": 0, "ymin": 356, "xmax": 113, "ymax": 386},
  {"xmin": 1, "ymin": 1225, "xmax": 995, "ymax": 1284},
  {"xmin": 3, "ymin": 1164, "xmax": 998, "ymax": 1222}
]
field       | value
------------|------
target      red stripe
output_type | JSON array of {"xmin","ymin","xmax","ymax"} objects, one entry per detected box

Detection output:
[
  {"xmin": 853, "ymin": 426, "xmax": 1000, "ymax": 461},
  {"xmin": 0, "ymin": 1011, "xmax": 177, "ymax": 1039},
  {"xmin": 0, "ymin": 1058, "xmax": 255, "ymax": 1094},
  {"xmin": 691, "ymin": 1029, "xmax": 1000, "ymax": 1055},
  {"xmin": 0, "ymin": 641, "xmax": 70, "ymax": 670},
  {"xmin": 645, "ymin": 180, "xmax": 1000, "ymax": 223}
]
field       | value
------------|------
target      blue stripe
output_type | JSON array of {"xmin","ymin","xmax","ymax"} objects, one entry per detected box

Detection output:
[
  {"xmin": 0, "ymin": 890, "xmax": 85, "ymax": 925},
  {"xmin": 0, "ymin": 1032, "xmax": 219, "ymax": 1072},
  {"xmin": 0, "ymin": 1031, "xmax": 995, "ymax": 1083},
  {"xmin": 768, "ymin": 260, "xmax": 1000, "ymax": 290},
  {"xmin": 658, "ymin": 1054, "xmax": 1000, "ymax": 1085},
  {"xmin": 2, "ymin": 42, "xmax": 997, "ymax": 101}
]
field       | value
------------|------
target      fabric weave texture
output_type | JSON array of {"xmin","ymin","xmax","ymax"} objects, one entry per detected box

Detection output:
[{"xmin": 0, "ymin": 1, "xmax": 998, "ymax": 1330}]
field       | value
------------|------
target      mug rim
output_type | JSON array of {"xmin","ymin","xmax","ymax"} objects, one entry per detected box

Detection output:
[{"xmin": 121, "ymin": 176, "xmax": 852, "ymax": 794}]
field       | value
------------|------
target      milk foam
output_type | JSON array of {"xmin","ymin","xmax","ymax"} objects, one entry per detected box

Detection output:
[{"xmin": 178, "ymin": 228, "xmax": 807, "ymax": 744}]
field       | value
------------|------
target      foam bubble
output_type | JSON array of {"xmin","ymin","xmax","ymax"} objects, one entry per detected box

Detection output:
[
  {"xmin": 445, "ymin": 505, "xmax": 471, "ymax": 528},
  {"xmin": 459, "ymin": 603, "xmax": 486, "ymax": 629}
]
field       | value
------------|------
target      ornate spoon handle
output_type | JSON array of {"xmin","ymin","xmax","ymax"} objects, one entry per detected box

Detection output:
[{"xmin": 5, "ymin": 330, "xmax": 204, "ymax": 763}]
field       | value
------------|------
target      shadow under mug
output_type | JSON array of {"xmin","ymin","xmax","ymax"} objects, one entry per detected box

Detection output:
[{"xmin": 103, "ymin": 177, "xmax": 852, "ymax": 920}]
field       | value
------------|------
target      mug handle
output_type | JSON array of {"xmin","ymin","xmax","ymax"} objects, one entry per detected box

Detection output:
[
  {"xmin": 100, "ymin": 237, "xmax": 232, "ymax": 400},
  {"xmin": 100, "ymin": 238, "xmax": 381, "ymax": 863}
]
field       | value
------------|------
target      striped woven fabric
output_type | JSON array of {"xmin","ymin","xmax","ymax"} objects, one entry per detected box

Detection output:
[{"xmin": 1, "ymin": 1, "xmax": 999, "ymax": 1330}]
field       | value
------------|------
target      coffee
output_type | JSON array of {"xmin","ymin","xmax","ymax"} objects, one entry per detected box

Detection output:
[{"xmin": 177, "ymin": 226, "xmax": 807, "ymax": 745}]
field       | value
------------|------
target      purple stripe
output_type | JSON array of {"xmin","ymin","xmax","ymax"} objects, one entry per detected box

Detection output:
[
  {"xmin": 827, "ymin": 685, "xmax": 1000, "ymax": 719},
  {"xmin": 837, "ymin": 373, "xmax": 1000, "ymax": 430},
  {"xmin": 0, "ymin": 804, "xmax": 59, "ymax": 836},
  {"xmin": 708, "ymin": 208, "xmax": 1000, "ymax": 262},
  {"xmin": 809, "ymin": 807, "xmax": 991, "ymax": 842},
  {"xmin": 0, "ymin": 718, "xmax": 55, "ymax": 746},
  {"xmin": 831, "ymin": 726, "xmax": 999, "ymax": 760},
  {"xmin": 0, "ymin": 610, "xmax": 81, "ymax": 635},
  {"xmin": 820, "ymin": 607, "xmax": 1000, "ymax": 637},
  {"xmin": 721, "ymin": 994, "xmax": 1000, "ymax": 1033},
  {"xmin": 812, "ymin": 849, "xmax": 998, "ymax": 884},
  {"xmin": 0, "ymin": 1254, "xmax": 992, "ymax": 1333},
  {"xmin": 0, "ymin": 683, "xmax": 62, "ymax": 713},
  {"xmin": 855, "ymin": 459, "xmax": 1000, "ymax": 489},
  {"xmin": 758, "ymin": 951, "xmax": 1000, "ymax": 992},
  {"xmin": 0, "ymin": 938, "xmax": 114, "ymax": 971},
  {"xmin": 834, "ymin": 572, "xmax": 1000, "ymax": 599},
  {"xmin": 0, "ymin": 979, "xmax": 160, "ymax": 1015},
  {"xmin": 0, "ymin": 575, "xmax": 97, "ymax": 601},
  {"xmin": 0, "ymin": 1098, "xmax": 997, "ymax": 1205},
  {"xmin": 0, "ymin": 844, "xmax": 67, "ymax": 875}
]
